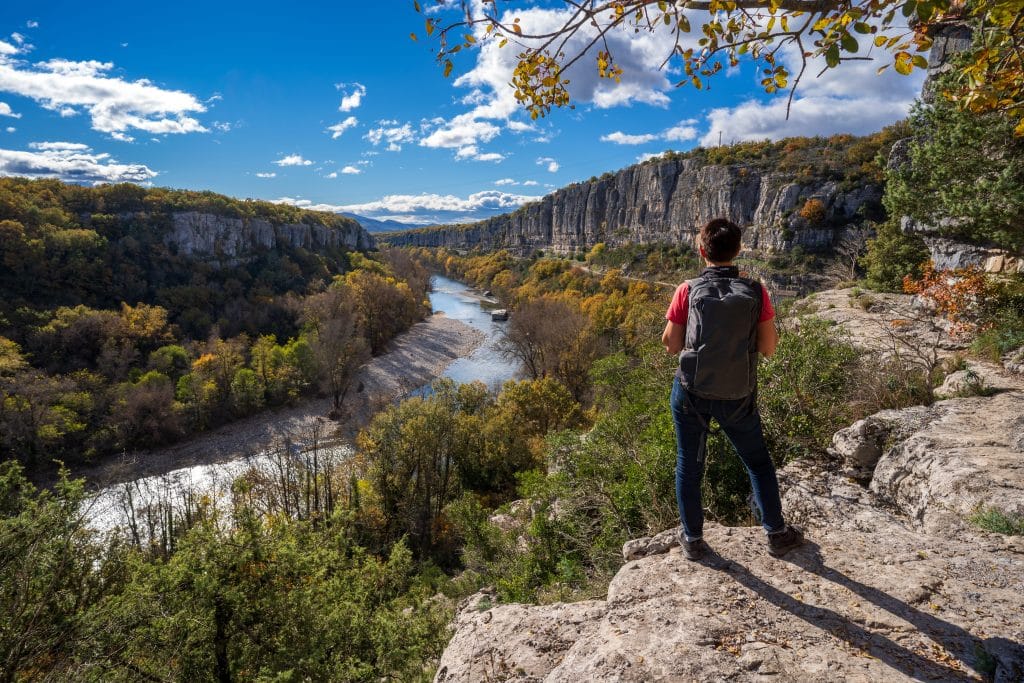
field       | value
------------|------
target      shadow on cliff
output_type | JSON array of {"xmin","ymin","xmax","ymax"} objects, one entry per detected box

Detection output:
[{"xmin": 710, "ymin": 541, "xmax": 1020, "ymax": 681}]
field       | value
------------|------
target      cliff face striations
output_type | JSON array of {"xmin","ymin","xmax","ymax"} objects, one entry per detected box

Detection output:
[
  {"xmin": 165, "ymin": 211, "xmax": 376, "ymax": 262},
  {"xmin": 385, "ymin": 157, "xmax": 882, "ymax": 255}
]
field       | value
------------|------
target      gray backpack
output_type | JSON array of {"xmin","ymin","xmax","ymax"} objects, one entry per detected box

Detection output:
[{"xmin": 677, "ymin": 266, "xmax": 763, "ymax": 401}]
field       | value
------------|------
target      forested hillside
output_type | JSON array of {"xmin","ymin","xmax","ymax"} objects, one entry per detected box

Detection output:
[{"xmin": 0, "ymin": 180, "xmax": 427, "ymax": 473}]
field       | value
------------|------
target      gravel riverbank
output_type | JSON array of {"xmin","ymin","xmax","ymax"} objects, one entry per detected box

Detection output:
[{"xmin": 72, "ymin": 313, "xmax": 486, "ymax": 490}]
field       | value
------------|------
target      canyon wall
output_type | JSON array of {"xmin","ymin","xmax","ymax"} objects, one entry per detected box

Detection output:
[{"xmin": 385, "ymin": 159, "xmax": 881, "ymax": 256}]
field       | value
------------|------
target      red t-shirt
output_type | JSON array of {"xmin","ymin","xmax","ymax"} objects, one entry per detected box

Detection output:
[{"xmin": 665, "ymin": 280, "xmax": 775, "ymax": 329}]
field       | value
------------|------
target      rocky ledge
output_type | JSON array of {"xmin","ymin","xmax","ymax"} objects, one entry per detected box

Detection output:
[
  {"xmin": 435, "ymin": 290, "xmax": 1024, "ymax": 682},
  {"xmin": 438, "ymin": 520, "xmax": 1023, "ymax": 682}
]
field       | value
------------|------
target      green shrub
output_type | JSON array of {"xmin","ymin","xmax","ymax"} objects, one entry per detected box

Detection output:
[
  {"xmin": 759, "ymin": 317, "xmax": 861, "ymax": 461},
  {"xmin": 969, "ymin": 507, "xmax": 1024, "ymax": 536},
  {"xmin": 861, "ymin": 220, "xmax": 929, "ymax": 292}
]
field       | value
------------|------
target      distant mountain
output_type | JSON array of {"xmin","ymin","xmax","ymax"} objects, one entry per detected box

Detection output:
[{"xmin": 343, "ymin": 213, "xmax": 427, "ymax": 233}]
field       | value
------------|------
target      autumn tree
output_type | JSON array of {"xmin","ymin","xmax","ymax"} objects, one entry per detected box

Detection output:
[
  {"xmin": 416, "ymin": 1, "xmax": 1023, "ymax": 131},
  {"xmin": 303, "ymin": 285, "xmax": 370, "ymax": 416},
  {"xmin": 498, "ymin": 295, "xmax": 600, "ymax": 400}
]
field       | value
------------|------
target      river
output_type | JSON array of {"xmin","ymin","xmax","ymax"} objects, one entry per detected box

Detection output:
[{"xmin": 86, "ymin": 275, "xmax": 519, "ymax": 533}]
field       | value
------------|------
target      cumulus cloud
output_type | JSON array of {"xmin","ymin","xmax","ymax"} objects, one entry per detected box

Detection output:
[
  {"xmin": 699, "ymin": 42, "xmax": 924, "ymax": 145},
  {"xmin": 340, "ymin": 165, "xmax": 361, "ymax": 174},
  {"xmin": 494, "ymin": 178, "xmax": 517, "ymax": 186},
  {"xmin": 602, "ymin": 131, "xmax": 658, "ymax": 145},
  {"xmin": 274, "ymin": 188, "xmax": 543, "ymax": 225},
  {"xmin": 26, "ymin": 21, "xmax": 39, "ymax": 29},
  {"xmin": 537, "ymin": 156, "xmax": 559, "ymax": 173},
  {"xmin": 636, "ymin": 151, "xmax": 665, "ymax": 163},
  {"xmin": 454, "ymin": 144, "xmax": 504, "ymax": 162},
  {"xmin": 5, "ymin": 127, "xmax": 14, "ymax": 133},
  {"xmin": 0, "ymin": 141, "xmax": 157, "ymax": 183},
  {"xmin": 0, "ymin": 53, "xmax": 208, "ymax": 136},
  {"xmin": 255, "ymin": 171, "xmax": 276, "ymax": 178},
  {"xmin": 273, "ymin": 154, "xmax": 313, "ymax": 167},
  {"xmin": 326, "ymin": 115, "xmax": 358, "ymax": 139},
  {"xmin": 522, "ymin": 180, "xmax": 539, "ymax": 186},
  {"xmin": 337, "ymin": 82, "xmax": 366, "ymax": 112},
  {"xmin": 601, "ymin": 119, "xmax": 698, "ymax": 146},
  {"xmin": 420, "ymin": 115, "xmax": 501, "ymax": 149},
  {"xmin": 0, "ymin": 102, "xmax": 19, "ymax": 118},
  {"xmin": 365, "ymin": 120, "xmax": 416, "ymax": 151}
]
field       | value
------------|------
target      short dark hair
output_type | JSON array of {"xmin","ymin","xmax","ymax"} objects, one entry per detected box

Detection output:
[{"xmin": 700, "ymin": 218, "xmax": 742, "ymax": 263}]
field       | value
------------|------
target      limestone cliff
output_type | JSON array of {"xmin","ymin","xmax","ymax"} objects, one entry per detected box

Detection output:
[
  {"xmin": 163, "ymin": 210, "xmax": 375, "ymax": 263},
  {"xmin": 385, "ymin": 158, "xmax": 882, "ymax": 256}
]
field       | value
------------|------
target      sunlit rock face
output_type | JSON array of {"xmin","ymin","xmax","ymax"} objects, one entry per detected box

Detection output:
[
  {"xmin": 165, "ymin": 211, "xmax": 375, "ymax": 262},
  {"xmin": 385, "ymin": 159, "xmax": 883, "ymax": 257}
]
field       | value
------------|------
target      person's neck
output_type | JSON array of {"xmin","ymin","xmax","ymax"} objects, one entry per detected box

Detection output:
[{"xmin": 703, "ymin": 260, "xmax": 734, "ymax": 267}]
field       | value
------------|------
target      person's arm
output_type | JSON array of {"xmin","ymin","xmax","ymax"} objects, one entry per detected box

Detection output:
[
  {"xmin": 756, "ymin": 318, "xmax": 778, "ymax": 357},
  {"xmin": 662, "ymin": 320, "xmax": 684, "ymax": 355}
]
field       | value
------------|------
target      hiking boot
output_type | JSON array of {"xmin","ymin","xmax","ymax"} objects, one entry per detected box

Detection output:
[
  {"xmin": 767, "ymin": 525, "xmax": 805, "ymax": 557},
  {"xmin": 681, "ymin": 537, "xmax": 709, "ymax": 561}
]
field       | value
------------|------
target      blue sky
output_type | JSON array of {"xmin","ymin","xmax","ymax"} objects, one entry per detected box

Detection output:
[{"xmin": 0, "ymin": 1, "xmax": 923, "ymax": 226}]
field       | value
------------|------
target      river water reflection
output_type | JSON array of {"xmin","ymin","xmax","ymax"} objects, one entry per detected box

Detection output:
[{"xmin": 424, "ymin": 274, "xmax": 520, "ymax": 390}]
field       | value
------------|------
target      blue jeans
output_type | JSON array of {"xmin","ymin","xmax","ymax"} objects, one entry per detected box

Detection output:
[{"xmin": 670, "ymin": 376, "xmax": 785, "ymax": 540}]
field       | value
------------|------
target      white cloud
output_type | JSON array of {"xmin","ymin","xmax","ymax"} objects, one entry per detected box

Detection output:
[
  {"xmin": 5, "ymin": 127, "xmax": 14, "ymax": 133},
  {"xmin": 601, "ymin": 131, "xmax": 658, "ymax": 145},
  {"xmin": 494, "ymin": 178, "xmax": 517, "ymax": 186},
  {"xmin": 0, "ymin": 102, "xmax": 19, "ymax": 118},
  {"xmin": 327, "ymin": 115, "xmax": 358, "ymax": 139},
  {"xmin": 26, "ymin": 21, "xmax": 39, "ymax": 29},
  {"xmin": 212, "ymin": 120, "xmax": 232, "ymax": 132},
  {"xmin": 522, "ymin": 180, "xmax": 539, "ymax": 186},
  {"xmin": 663, "ymin": 121, "xmax": 699, "ymax": 142},
  {"xmin": 338, "ymin": 189, "xmax": 541, "ymax": 215},
  {"xmin": 109, "ymin": 131, "xmax": 134, "ymax": 142},
  {"xmin": 537, "ymin": 156, "xmax": 559, "ymax": 173},
  {"xmin": 325, "ymin": 172, "xmax": 338, "ymax": 178},
  {"xmin": 365, "ymin": 120, "xmax": 415, "ymax": 151},
  {"xmin": 636, "ymin": 152, "xmax": 665, "ymax": 163},
  {"xmin": 340, "ymin": 165, "xmax": 361, "ymax": 174},
  {"xmin": 699, "ymin": 41, "xmax": 923, "ymax": 145},
  {"xmin": 29, "ymin": 141, "xmax": 89, "ymax": 151},
  {"xmin": 10, "ymin": 33, "xmax": 24, "ymax": 46},
  {"xmin": 419, "ymin": 3, "xmax": 688, "ymax": 156},
  {"xmin": 255, "ymin": 172, "xmax": 276, "ymax": 178},
  {"xmin": 273, "ymin": 154, "xmax": 313, "ymax": 167},
  {"xmin": 0, "ymin": 55, "xmax": 207, "ymax": 136},
  {"xmin": 275, "ymin": 188, "xmax": 542, "ymax": 225},
  {"xmin": 420, "ymin": 114, "xmax": 501, "ymax": 149},
  {"xmin": 506, "ymin": 120, "xmax": 535, "ymax": 133},
  {"xmin": 337, "ymin": 82, "xmax": 366, "ymax": 112},
  {"xmin": 455, "ymin": 144, "xmax": 504, "ymax": 162},
  {"xmin": 601, "ymin": 118, "xmax": 698, "ymax": 146},
  {"xmin": 0, "ymin": 142, "xmax": 157, "ymax": 183}
]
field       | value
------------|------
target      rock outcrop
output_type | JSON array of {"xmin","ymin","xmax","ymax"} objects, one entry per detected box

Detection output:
[
  {"xmin": 437, "ymin": 521, "xmax": 1024, "ymax": 682},
  {"xmin": 386, "ymin": 161, "xmax": 881, "ymax": 256},
  {"xmin": 901, "ymin": 217, "xmax": 1024, "ymax": 274},
  {"xmin": 163, "ymin": 211, "xmax": 375, "ymax": 263},
  {"xmin": 435, "ymin": 289, "xmax": 1024, "ymax": 682}
]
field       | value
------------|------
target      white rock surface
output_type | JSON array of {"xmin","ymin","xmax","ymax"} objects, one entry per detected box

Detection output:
[{"xmin": 436, "ymin": 523, "xmax": 1024, "ymax": 682}]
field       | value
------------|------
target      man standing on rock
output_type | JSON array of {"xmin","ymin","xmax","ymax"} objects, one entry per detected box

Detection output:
[{"xmin": 661, "ymin": 218, "xmax": 804, "ymax": 561}]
